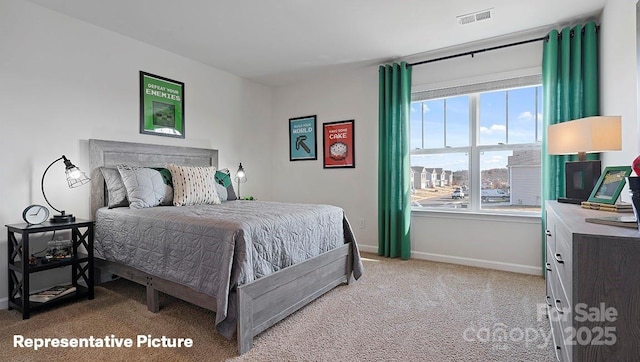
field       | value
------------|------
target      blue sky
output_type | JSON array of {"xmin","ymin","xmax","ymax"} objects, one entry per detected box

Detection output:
[{"xmin": 410, "ymin": 85, "xmax": 542, "ymax": 171}]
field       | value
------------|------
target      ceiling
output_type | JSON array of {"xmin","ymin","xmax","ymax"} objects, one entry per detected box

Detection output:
[{"xmin": 25, "ymin": 0, "xmax": 607, "ymax": 86}]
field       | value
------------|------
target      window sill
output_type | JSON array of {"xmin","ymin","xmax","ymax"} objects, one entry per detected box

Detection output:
[{"xmin": 410, "ymin": 207, "xmax": 541, "ymax": 224}]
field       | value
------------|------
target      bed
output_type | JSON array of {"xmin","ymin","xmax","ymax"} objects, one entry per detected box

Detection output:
[{"xmin": 88, "ymin": 139, "xmax": 363, "ymax": 354}]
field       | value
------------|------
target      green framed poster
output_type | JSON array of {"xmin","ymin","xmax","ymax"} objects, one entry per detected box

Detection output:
[
  {"xmin": 289, "ymin": 115, "xmax": 317, "ymax": 161},
  {"xmin": 140, "ymin": 71, "xmax": 185, "ymax": 138}
]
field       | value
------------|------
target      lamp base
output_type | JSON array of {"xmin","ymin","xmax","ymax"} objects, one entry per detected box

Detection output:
[
  {"xmin": 50, "ymin": 213, "xmax": 76, "ymax": 223},
  {"xmin": 564, "ymin": 160, "xmax": 601, "ymax": 203},
  {"xmin": 557, "ymin": 197, "xmax": 584, "ymax": 205}
]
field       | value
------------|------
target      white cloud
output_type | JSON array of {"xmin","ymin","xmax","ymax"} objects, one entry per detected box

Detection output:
[
  {"xmin": 518, "ymin": 111, "xmax": 534, "ymax": 120},
  {"xmin": 422, "ymin": 104, "xmax": 431, "ymax": 113},
  {"xmin": 484, "ymin": 155, "xmax": 506, "ymax": 166},
  {"xmin": 479, "ymin": 124, "xmax": 506, "ymax": 134}
]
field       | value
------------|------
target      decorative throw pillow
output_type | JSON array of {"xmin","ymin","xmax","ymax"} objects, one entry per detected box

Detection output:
[
  {"xmin": 99, "ymin": 167, "xmax": 129, "ymax": 208},
  {"xmin": 167, "ymin": 164, "xmax": 221, "ymax": 206},
  {"xmin": 215, "ymin": 168, "xmax": 237, "ymax": 201},
  {"xmin": 152, "ymin": 167, "xmax": 173, "ymax": 188},
  {"xmin": 117, "ymin": 165, "xmax": 174, "ymax": 209},
  {"xmin": 215, "ymin": 182, "xmax": 228, "ymax": 202}
]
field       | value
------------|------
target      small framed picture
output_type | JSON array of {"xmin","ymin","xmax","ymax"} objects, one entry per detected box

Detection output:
[
  {"xmin": 587, "ymin": 166, "xmax": 632, "ymax": 204},
  {"xmin": 289, "ymin": 115, "xmax": 317, "ymax": 161},
  {"xmin": 140, "ymin": 71, "xmax": 185, "ymax": 138},
  {"xmin": 323, "ymin": 120, "xmax": 355, "ymax": 168}
]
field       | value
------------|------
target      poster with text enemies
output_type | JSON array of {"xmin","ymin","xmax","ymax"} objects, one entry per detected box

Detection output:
[
  {"xmin": 289, "ymin": 115, "xmax": 317, "ymax": 161},
  {"xmin": 323, "ymin": 120, "xmax": 355, "ymax": 168},
  {"xmin": 140, "ymin": 71, "xmax": 185, "ymax": 138}
]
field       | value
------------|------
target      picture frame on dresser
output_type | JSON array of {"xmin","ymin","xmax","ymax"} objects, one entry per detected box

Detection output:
[{"xmin": 587, "ymin": 166, "xmax": 631, "ymax": 204}]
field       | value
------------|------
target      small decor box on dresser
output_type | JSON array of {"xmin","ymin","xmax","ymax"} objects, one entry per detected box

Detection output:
[
  {"xmin": 545, "ymin": 201, "xmax": 640, "ymax": 361},
  {"xmin": 6, "ymin": 219, "xmax": 94, "ymax": 319}
]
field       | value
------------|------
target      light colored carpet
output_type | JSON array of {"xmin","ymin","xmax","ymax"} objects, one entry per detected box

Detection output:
[{"xmin": 0, "ymin": 253, "xmax": 555, "ymax": 361}]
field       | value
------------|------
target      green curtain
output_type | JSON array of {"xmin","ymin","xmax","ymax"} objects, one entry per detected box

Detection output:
[
  {"xmin": 378, "ymin": 62, "xmax": 412, "ymax": 259},
  {"xmin": 541, "ymin": 22, "xmax": 599, "ymax": 271}
]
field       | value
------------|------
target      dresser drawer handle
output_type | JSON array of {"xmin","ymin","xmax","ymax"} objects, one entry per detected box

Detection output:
[
  {"xmin": 554, "ymin": 299, "xmax": 564, "ymax": 314},
  {"xmin": 546, "ymin": 262, "xmax": 553, "ymax": 272},
  {"xmin": 554, "ymin": 344, "xmax": 562, "ymax": 361},
  {"xmin": 545, "ymin": 230, "xmax": 552, "ymax": 237},
  {"xmin": 546, "ymin": 295, "xmax": 552, "ymax": 307},
  {"xmin": 554, "ymin": 253, "xmax": 564, "ymax": 264}
]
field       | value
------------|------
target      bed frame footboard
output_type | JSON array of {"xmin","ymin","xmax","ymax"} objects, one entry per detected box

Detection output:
[
  {"xmin": 94, "ymin": 243, "xmax": 354, "ymax": 355},
  {"xmin": 237, "ymin": 243, "xmax": 353, "ymax": 354}
]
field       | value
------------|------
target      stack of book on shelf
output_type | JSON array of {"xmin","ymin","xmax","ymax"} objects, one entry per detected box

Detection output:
[
  {"xmin": 29, "ymin": 284, "xmax": 76, "ymax": 303},
  {"xmin": 580, "ymin": 201, "xmax": 634, "ymax": 213}
]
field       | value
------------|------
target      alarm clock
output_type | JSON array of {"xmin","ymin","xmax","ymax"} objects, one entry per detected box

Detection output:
[{"xmin": 22, "ymin": 204, "xmax": 50, "ymax": 225}]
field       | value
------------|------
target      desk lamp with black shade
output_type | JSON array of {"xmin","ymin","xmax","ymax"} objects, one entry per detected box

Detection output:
[
  {"xmin": 41, "ymin": 155, "xmax": 91, "ymax": 223},
  {"xmin": 547, "ymin": 116, "xmax": 622, "ymax": 204}
]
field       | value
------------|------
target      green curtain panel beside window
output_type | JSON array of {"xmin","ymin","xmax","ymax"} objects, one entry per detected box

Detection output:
[
  {"xmin": 378, "ymin": 62, "xmax": 412, "ymax": 259},
  {"xmin": 542, "ymin": 21, "xmax": 599, "ymax": 203},
  {"xmin": 541, "ymin": 22, "xmax": 599, "ymax": 271}
]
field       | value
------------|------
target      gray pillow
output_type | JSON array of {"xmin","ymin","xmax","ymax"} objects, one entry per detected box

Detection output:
[
  {"xmin": 215, "ymin": 168, "xmax": 237, "ymax": 201},
  {"xmin": 117, "ymin": 165, "xmax": 173, "ymax": 209},
  {"xmin": 215, "ymin": 182, "xmax": 228, "ymax": 202},
  {"xmin": 99, "ymin": 167, "xmax": 129, "ymax": 208}
]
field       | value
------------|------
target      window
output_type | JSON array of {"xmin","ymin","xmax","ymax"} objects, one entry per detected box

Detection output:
[{"xmin": 410, "ymin": 76, "xmax": 542, "ymax": 214}]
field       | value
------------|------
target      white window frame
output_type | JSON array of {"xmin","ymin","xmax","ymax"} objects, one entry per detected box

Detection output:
[{"xmin": 410, "ymin": 73, "xmax": 542, "ymax": 215}]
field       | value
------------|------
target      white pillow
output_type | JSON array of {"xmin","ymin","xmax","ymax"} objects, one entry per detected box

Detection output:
[
  {"xmin": 167, "ymin": 164, "xmax": 221, "ymax": 206},
  {"xmin": 117, "ymin": 165, "xmax": 173, "ymax": 209},
  {"xmin": 215, "ymin": 182, "xmax": 228, "ymax": 202}
]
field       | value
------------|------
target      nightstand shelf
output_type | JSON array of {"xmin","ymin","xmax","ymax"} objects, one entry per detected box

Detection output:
[
  {"xmin": 12, "ymin": 285, "xmax": 91, "ymax": 313},
  {"xmin": 6, "ymin": 219, "xmax": 94, "ymax": 319}
]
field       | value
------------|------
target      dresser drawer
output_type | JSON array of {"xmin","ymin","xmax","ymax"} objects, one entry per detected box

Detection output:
[
  {"xmin": 553, "ymin": 223, "xmax": 573, "ymax": 304},
  {"xmin": 545, "ymin": 210, "xmax": 557, "ymax": 253},
  {"xmin": 548, "ymin": 259, "xmax": 572, "ymax": 324},
  {"xmin": 549, "ymin": 306, "xmax": 570, "ymax": 362}
]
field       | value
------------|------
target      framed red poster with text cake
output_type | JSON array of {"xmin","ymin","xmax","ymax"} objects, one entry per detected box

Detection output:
[{"xmin": 323, "ymin": 120, "xmax": 354, "ymax": 169}]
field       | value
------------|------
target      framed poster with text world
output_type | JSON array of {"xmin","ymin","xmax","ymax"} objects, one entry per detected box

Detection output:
[{"xmin": 289, "ymin": 115, "xmax": 317, "ymax": 161}]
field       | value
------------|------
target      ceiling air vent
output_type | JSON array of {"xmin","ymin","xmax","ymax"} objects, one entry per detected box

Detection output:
[{"xmin": 457, "ymin": 8, "xmax": 493, "ymax": 25}]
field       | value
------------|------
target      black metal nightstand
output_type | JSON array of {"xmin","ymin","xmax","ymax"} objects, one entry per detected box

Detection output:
[{"xmin": 6, "ymin": 219, "xmax": 94, "ymax": 319}]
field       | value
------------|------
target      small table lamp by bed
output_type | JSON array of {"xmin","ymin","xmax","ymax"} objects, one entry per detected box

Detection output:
[
  {"xmin": 547, "ymin": 116, "xmax": 622, "ymax": 204},
  {"xmin": 235, "ymin": 162, "xmax": 247, "ymax": 199},
  {"xmin": 41, "ymin": 155, "xmax": 91, "ymax": 223}
]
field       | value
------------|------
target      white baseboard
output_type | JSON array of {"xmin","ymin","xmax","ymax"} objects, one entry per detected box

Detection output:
[
  {"xmin": 358, "ymin": 244, "xmax": 378, "ymax": 254},
  {"xmin": 357, "ymin": 244, "xmax": 541, "ymax": 275},
  {"xmin": 0, "ymin": 297, "xmax": 8, "ymax": 310}
]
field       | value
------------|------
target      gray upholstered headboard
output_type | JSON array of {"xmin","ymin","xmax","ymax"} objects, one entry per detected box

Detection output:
[{"xmin": 89, "ymin": 139, "xmax": 218, "ymax": 219}]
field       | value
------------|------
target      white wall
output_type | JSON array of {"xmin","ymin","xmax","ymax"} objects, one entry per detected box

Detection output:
[
  {"xmin": 600, "ymin": 0, "xmax": 638, "ymax": 197},
  {"xmin": 0, "ymin": 0, "xmax": 273, "ymax": 306},
  {"xmin": 269, "ymin": 67, "xmax": 379, "ymax": 246},
  {"xmin": 272, "ymin": 32, "xmax": 546, "ymax": 275},
  {"xmin": 271, "ymin": 2, "xmax": 638, "ymax": 275}
]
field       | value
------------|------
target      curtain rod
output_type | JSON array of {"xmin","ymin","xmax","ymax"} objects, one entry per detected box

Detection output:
[
  {"xmin": 408, "ymin": 36, "xmax": 547, "ymax": 67},
  {"xmin": 408, "ymin": 23, "xmax": 599, "ymax": 68}
]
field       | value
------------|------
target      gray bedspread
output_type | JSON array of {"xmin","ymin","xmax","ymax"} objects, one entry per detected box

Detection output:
[{"xmin": 95, "ymin": 200, "xmax": 363, "ymax": 338}]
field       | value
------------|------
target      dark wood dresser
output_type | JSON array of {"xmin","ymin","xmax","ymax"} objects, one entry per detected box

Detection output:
[{"xmin": 545, "ymin": 201, "xmax": 640, "ymax": 361}]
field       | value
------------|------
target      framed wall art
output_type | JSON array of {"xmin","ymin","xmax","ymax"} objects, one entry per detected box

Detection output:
[
  {"xmin": 140, "ymin": 71, "xmax": 185, "ymax": 138},
  {"xmin": 323, "ymin": 119, "xmax": 355, "ymax": 168},
  {"xmin": 289, "ymin": 115, "xmax": 317, "ymax": 161},
  {"xmin": 587, "ymin": 166, "xmax": 632, "ymax": 204}
]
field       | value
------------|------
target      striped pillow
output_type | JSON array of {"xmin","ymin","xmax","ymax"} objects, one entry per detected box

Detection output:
[{"xmin": 167, "ymin": 164, "xmax": 221, "ymax": 206}]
